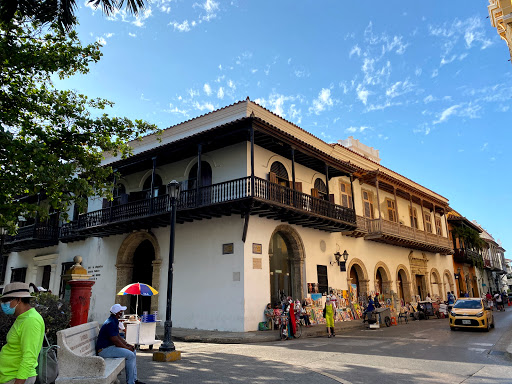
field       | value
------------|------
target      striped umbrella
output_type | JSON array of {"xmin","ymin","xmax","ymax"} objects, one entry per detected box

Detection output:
[{"xmin": 117, "ymin": 283, "xmax": 158, "ymax": 315}]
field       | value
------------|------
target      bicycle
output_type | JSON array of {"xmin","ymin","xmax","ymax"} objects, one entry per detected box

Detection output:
[{"xmin": 279, "ymin": 315, "xmax": 302, "ymax": 339}]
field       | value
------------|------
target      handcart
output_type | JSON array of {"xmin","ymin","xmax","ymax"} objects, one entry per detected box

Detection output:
[
  {"xmin": 375, "ymin": 307, "xmax": 391, "ymax": 327},
  {"xmin": 417, "ymin": 301, "xmax": 434, "ymax": 320}
]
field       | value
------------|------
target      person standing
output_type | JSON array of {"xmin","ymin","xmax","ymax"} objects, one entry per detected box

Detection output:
[
  {"xmin": 447, "ymin": 291, "xmax": 455, "ymax": 311},
  {"xmin": 285, "ymin": 297, "xmax": 296, "ymax": 339},
  {"xmin": 0, "ymin": 282, "xmax": 45, "ymax": 384},
  {"xmin": 486, "ymin": 291, "xmax": 494, "ymax": 311},
  {"xmin": 264, "ymin": 303, "xmax": 274, "ymax": 329},
  {"xmin": 96, "ymin": 304, "xmax": 145, "ymax": 384},
  {"xmin": 325, "ymin": 297, "xmax": 335, "ymax": 338},
  {"xmin": 494, "ymin": 292, "xmax": 503, "ymax": 311}
]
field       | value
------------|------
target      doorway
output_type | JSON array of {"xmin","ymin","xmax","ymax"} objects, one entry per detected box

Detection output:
[
  {"xmin": 269, "ymin": 232, "xmax": 291, "ymax": 306},
  {"xmin": 415, "ymin": 275, "xmax": 426, "ymax": 300},
  {"xmin": 130, "ymin": 240, "xmax": 155, "ymax": 315}
]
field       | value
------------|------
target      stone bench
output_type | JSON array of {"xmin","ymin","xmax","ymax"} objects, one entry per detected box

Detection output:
[{"xmin": 56, "ymin": 322, "xmax": 125, "ymax": 384}]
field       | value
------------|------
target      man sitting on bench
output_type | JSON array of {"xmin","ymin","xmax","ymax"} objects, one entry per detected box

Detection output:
[{"xmin": 96, "ymin": 304, "xmax": 145, "ymax": 384}]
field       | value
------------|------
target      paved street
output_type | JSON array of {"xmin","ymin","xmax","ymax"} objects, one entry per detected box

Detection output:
[{"xmin": 134, "ymin": 309, "xmax": 512, "ymax": 384}]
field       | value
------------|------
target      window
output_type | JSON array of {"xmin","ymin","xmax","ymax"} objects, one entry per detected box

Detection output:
[
  {"xmin": 424, "ymin": 211, "xmax": 432, "ymax": 233},
  {"xmin": 317, "ymin": 265, "xmax": 328, "ymax": 295},
  {"xmin": 143, "ymin": 174, "xmax": 163, "ymax": 197},
  {"xmin": 10, "ymin": 267, "xmax": 27, "ymax": 283},
  {"xmin": 409, "ymin": 206, "xmax": 418, "ymax": 229},
  {"xmin": 435, "ymin": 215, "xmax": 443, "ymax": 236},
  {"xmin": 313, "ymin": 178, "xmax": 328, "ymax": 200},
  {"xmin": 340, "ymin": 182, "xmax": 353, "ymax": 208},
  {"xmin": 59, "ymin": 262, "xmax": 75, "ymax": 298},
  {"xmin": 386, "ymin": 198, "xmax": 397, "ymax": 222},
  {"xmin": 362, "ymin": 190, "xmax": 374, "ymax": 219},
  {"xmin": 269, "ymin": 161, "xmax": 289, "ymax": 187}
]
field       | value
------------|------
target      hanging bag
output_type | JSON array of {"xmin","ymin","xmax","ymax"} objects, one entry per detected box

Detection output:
[
  {"xmin": 36, "ymin": 334, "xmax": 59, "ymax": 384},
  {"xmin": 322, "ymin": 304, "xmax": 326, "ymax": 318}
]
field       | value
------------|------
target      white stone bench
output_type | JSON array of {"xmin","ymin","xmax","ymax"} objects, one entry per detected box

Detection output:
[{"xmin": 56, "ymin": 322, "xmax": 125, "ymax": 384}]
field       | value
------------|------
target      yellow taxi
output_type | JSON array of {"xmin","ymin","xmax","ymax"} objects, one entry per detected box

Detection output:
[{"xmin": 449, "ymin": 298, "xmax": 494, "ymax": 331}]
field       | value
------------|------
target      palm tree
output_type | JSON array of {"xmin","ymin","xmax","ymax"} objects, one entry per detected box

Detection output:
[{"xmin": 0, "ymin": 0, "xmax": 147, "ymax": 31}]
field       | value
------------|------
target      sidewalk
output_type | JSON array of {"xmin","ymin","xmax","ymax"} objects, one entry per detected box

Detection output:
[{"xmin": 155, "ymin": 320, "xmax": 365, "ymax": 344}]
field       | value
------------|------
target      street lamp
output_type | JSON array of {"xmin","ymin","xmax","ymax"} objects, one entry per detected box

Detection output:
[
  {"xmin": 159, "ymin": 180, "xmax": 180, "ymax": 353},
  {"xmin": 0, "ymin": 227, "xmax": 7, "ymax": 285}
]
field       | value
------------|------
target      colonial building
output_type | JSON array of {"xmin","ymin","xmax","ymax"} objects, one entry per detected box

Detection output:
[
  {"xmin": 488, "ymin": 0, "xmax": 512, "ymax": 62},
  {"xmin": 2, "ymin": 99, "xmax": 458, "ymax": 331}
]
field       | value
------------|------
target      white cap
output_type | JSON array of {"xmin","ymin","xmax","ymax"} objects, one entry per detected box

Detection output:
[{"xmin": 110, "ymin": 304, "xmax": 127, "ymax": 314}]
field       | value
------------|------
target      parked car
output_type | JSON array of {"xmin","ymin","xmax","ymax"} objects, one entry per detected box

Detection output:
[{"xmin": 449, "ymin": 298, "xmax": 494, "ymax": 332}]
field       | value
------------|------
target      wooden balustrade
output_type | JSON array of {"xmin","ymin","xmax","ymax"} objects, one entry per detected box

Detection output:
[{"xmin": 64, "ymin": 176, "xmax": 356, "ymax": 234}]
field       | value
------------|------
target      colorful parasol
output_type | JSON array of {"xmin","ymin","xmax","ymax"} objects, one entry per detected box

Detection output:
[{"xmin": 117, "ymin": 283, "xmax": 158, "ymax": 315}]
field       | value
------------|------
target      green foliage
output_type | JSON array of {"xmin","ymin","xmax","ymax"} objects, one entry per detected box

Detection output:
[
  {"xmin": 0, "ymin": 17, "xmax": 159, "ymax": 233},
  {"xmin": 0, "ymin": 292, "xmax": 71, "ymax": 348},
  {"xmin": 451, "ymin": 224, "xmax": 486, "ymax": 251}
]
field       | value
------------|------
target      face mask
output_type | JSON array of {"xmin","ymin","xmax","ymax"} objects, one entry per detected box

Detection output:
[{"xmin": 1, "ymin": 301, "xmax": 18, "ymax": 315}]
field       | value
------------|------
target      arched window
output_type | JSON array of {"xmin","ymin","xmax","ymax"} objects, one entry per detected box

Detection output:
[
  {"xmin": 269, "ymin": 161, "xmax": 289, "ymax": 187},
  {"xmin": 188, "ymin": 161, "xmax": 212, "ymax": 190},
  {"xmin": 112, "ymin": 183, "xmax": 127, "ymax": 205},
  {"xmin": 313, "ymin": 178, "xmax": 328, "ymax": 200},
  {"xmin": 141, "ymin": 174, "xmax": 163, "ymax": 198}
]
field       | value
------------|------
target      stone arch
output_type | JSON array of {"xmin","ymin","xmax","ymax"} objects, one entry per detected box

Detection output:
[
  {"xmin": 138, "ymin": 169, "xmax": 164, "ymax": 189},
  {"xmin": 116, "ymin": 231, "xmax": 162, "ymax": 314},
  {"xmin": 183, "ymin": 155, "xmax": 216, "ymax": 179},
  {"xmin": 442, "ymin": 269, "xmax": 455, "ymax": 299},
  {"xmin": 268, "ymin": 224, "xmax": 306, "ymax": 301},
  {"xmin": 430, "ymin": 268, "xmax": 442, "ymax": 300},
  {"xmin": 374, "ymin": 261, "xmax": 392, "ymax": 297},
  {"xmin": 346, "ymin": 258, "xmax": 369, "ymax": 301},
  {"xmin": 396, "ymin": 264, "xmax": 412, "ymax": 303}
]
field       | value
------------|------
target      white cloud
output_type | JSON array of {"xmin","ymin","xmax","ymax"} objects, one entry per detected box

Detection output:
[
  {"xmin": 251, "ymin": 69, "xmax": 258, "ymax": 74},
  {"xmin": 481, "ymin": 142, "xmax": 488, "ymax": 151},
  {"xmin": 170, "ymin": 20, "xmax": 191, "ymax": 32},
  {"xmin": 385, "ymin": 80, "xmax": 414, "ymax": 98},
  {"xmin": 203, "ymin": 83, "xmax": 212, "ymax": 96},
  {"xmin": 227, "ymin": 80, "xmax": 236, "ymax": 90},
  {"xmin": 133, "ymin": 8, "xmax": 152, "ymax": 27},
  {"xmin": 433, "ymin": 105, "xmax": 459, "ymax": 124},
  {"xmin": 96, "ymin": 37, "xmax": 106, "ymax": 45},
  {"xmin": 166, "ymin": 103, "xmax": 188, "ymax": 117},
  {"xmin": 349, "ymin": 45, "xmax": 361, "ymax": 58},
  {"xmin": 193, "ymin": 0, "xmax": 220, "ymax": 21},
  {"xmin": 193, "ymin": 101, "xmax": 215, "ymax": 112},
  {"xmin": 188, "ymin": 89, "xmax": 200, "ymax": 98},
  {"xmin": 345, "ymin": 126, "xmax": 369, "ymax": 134},
  {"xmin": 294, "ymin": 69, "xmax": 309, "ymax": 78},
  {"xmin": 217, "ymin": 87, "xmax": 224, "ymax": 99},
  {"xmin": 415, "ymin": 67, "xmax": 422, "ymax": 76},
  {"xmin": 105, "ymin": 32, "xmax": 114, "ymax": 38},
  {"xmin": 356, "ymin": 84, "xmax": 370, "ymax": 105},
  {"xmin": 431, "ymin": 69, "xmax": 438, "ymax": 78},
  {"xmin": 423, "ymin": 95, "xmax": 435, "ymax": 104},
  {"xmin": 310, "ymin": 88, "xmax": 334, "ymax": 114},
  {"xmin": 128, "ymin": 32, "xmax": 137, "ymax": 37}
]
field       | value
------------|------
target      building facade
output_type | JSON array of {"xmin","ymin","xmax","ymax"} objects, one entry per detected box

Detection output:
[
  {"xmin": 488, "ymin": 0, "xmax": 512, "ymax": 62},
  {"xmin": 0, "ymin": 100, "xmax": 467, "ymax": 331}
]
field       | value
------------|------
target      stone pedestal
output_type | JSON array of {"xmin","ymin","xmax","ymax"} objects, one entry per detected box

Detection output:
[
  {"xmin": 152, "ymin": 350, "xmax": 181, "ymax": 362},
  {"xmin": 69, "ymin": 279, "xmax": 95, "ymax": 327}
]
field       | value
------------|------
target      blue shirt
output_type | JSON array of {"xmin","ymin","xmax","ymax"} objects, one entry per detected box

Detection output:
[{"xmin": 96, "ymin": 315, "xmax": 119, "ymax": 352}]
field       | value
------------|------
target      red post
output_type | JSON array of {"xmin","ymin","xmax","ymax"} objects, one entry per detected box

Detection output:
[{"xmin": 69, "ymin": 280, "xmax": 95, "ymax": 327}]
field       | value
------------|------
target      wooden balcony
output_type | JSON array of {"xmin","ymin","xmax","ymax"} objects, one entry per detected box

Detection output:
[
  {"xmin": 60, "ymin": 176, "xmax": 357, "ymax": 241},
  {"xmin": 453, "ymin": 248, "xmax": 482, "ymax": 266},
  {"xmin": 357, "ymin": 217, "xmax": 452, "ymax": 254},
  {"xmin": 4, "ymin": 224, "xmax": 59, "ymax": 252}
]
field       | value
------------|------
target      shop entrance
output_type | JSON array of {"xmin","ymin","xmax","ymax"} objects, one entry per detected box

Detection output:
[
  {"xmin": 348, "ymin": 260, "xmax": 368, "ymax": 302},
  {"xmin": 268, "ymin": 225, "xmax": 305, "ymax": 307},
  {"xmin": 415, "ymin": 274, "xmax": 426, "ymax": 300},
  {"xmin": 269, "ymin": 232, "xmax": 292, "ymax": 306},
  {"xmin": 130, "ymin": 240, "xmax": 155, "ymax": 315},
  {"xmin": 396, "ymin": 266, "xmax": 412, "ymax": 303}
]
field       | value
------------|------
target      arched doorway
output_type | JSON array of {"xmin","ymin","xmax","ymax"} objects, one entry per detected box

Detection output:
[
  {"xmin": 116, "ymin": 232, "xmax": 162, "ymax": 314},
  {"xmin": 430, "ymin": 268, "xmax": 442, "ymax": 300},
  {"xmin": 346, "ymin": 258, "xmax": 369, "ymax": 303},
  {"xmin": 374, "ymin": 262, "xmax": 392, "ymax": 298},
  {"xmin": 442, "ymin": 269, "xmax": 455, "ymax": 300},
  {"xmin": 188, "ymin": 161, "xmax": 213, "ymax": 189},
  {"xmin": 396, "ymin": 265, "xmax": 412, "ymax": 303},
  {"xmin": 268, "ymin": 225, "xmax": 305, "ymax": 306},
  {"xmin": 130, "ymin": 240, "xmax": 155, "ymax": 315}
]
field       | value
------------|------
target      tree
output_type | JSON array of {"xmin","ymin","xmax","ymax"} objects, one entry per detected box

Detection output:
[
  {"xmin": 0, "ymin": 0, "xmax": 147, "ymax": 32},
  {"xmin": 0, "ymin": 17, "xmax": 158, "ymax": 232}
]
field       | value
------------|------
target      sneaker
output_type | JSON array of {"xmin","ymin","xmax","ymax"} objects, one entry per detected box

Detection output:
[{"xmin": 328, "ymin": 334, "xmax": 331, "ymax": 338}]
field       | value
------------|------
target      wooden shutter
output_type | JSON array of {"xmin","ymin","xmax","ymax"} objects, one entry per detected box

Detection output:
[
  {"xmin": 340, "ymin": 182, "xmax": 352, "ymax": 208},
  {"xmin": 294, "ymin": 182, "xmax": 302, "ymax": 192},
  {"xmin": 329, "ymin": 194, "xmax": 335, "ymax": 203},
  {"xmin": 409, "ymin": 207, "xmax": 418, "ymax": 228},
  {"xmin": 363, "ymin": 191, "xmax": 374, "ymax": 218},
  {"xmin": 311, "ymin": 188, "xmax": 319, "ymax": 198},
  {"xmin": 387, "ymin": 199, "xmax": 396, "ymax": 222},
  {"xmin": 269, "ymin": 172, "xmax": 278, "ymax": 184},
  {"xmin": 435, "ymin": 216, "xmax": 442, "ymax": 236},
  {"xmin": 424, "ymin": 212, "xmax": 432, "ymax": 233}
]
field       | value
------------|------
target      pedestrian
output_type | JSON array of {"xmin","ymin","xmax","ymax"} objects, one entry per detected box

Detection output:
[
  {"xmin": 325, "ymin": 296, "xmax": 335, "ymax": 338},
  {"xmin": 264, "ymin": 303, "xmax": 274, "ymax": 329},
  {"xmin": 447, "ymin": 291, "xmax": 455, "ymax": 311},
  {"xmin": 425, "ymin": 293, "xmax": 432, "ymax": 302},
  {"xmin": 501, "ymin": 291, "xmax": 508, "ymax": 311},
  {"xmin": 96, "ymin": 304, "xmax": 145, "ymax": 384},
  {"xmin": 486, "ymin": 291, "xmax": 494, "ymax": 311},
  {"xmin": 285, "ymin": 297, "xmax": 296, "ymax": 338},
  {"xmin": 0, "ymin": 282, "xmax": 45, "ymax": 384},
  {"xmin": 494, "ymin": 292, "xmax": 503, "ymax": 311},
  {"xmin": 300, "ymin": 300, "xmax": 312, "ymax": 327},
  {"xmin": 464, "ymin": 291, "xmax": 469, "ymax": 298}
]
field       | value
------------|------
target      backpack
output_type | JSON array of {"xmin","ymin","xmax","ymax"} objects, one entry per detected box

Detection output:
[{"xmin": 35, "ymin": 334, "xmax": 59, "ymax": 384}]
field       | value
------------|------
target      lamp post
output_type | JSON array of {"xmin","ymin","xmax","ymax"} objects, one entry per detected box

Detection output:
[
  {"xmin": 154, "ymin": 180, "xmax": 182, "ymax": 362},
  {"xmin": 0, "ymin": 227, "xmax": 7, "ymax": 285}
]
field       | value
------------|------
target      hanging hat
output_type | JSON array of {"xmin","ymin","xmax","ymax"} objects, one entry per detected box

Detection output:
[{"xmin": 1, "ymin": 282, "xmax": 33, "ymax": 300}]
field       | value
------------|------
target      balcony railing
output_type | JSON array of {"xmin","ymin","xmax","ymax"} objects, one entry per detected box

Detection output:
[
  {"xmin": 4, "ymin": 223, "xmax": 60, "ymax": 251},
  {"xmin": 362, "ymin": 217, "xmax": 452, "ymax": 251},
  {"xmin": 63, "ymin": 176, "xmax": 356, "ymax": 234},
  {"xmin": 453, "ymin": 248, "xmax": 483, "ymax": 266}
]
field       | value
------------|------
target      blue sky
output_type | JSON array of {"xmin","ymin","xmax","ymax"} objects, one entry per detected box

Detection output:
[{"xmin": 62, "ymin": 1, "xmax": 511, "ymax": 252}]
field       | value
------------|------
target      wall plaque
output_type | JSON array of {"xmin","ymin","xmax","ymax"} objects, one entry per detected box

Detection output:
[
  {"xmin": 222, "ymin": 243, "xmax": 234, "ymax": 254},
  {"xmin": 253, "ymin": 258, "xmax": 262, "ymax": 269},
  {"xmin": 252, "ymin": 243, "xmax": 262, "ymax": 254}
]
